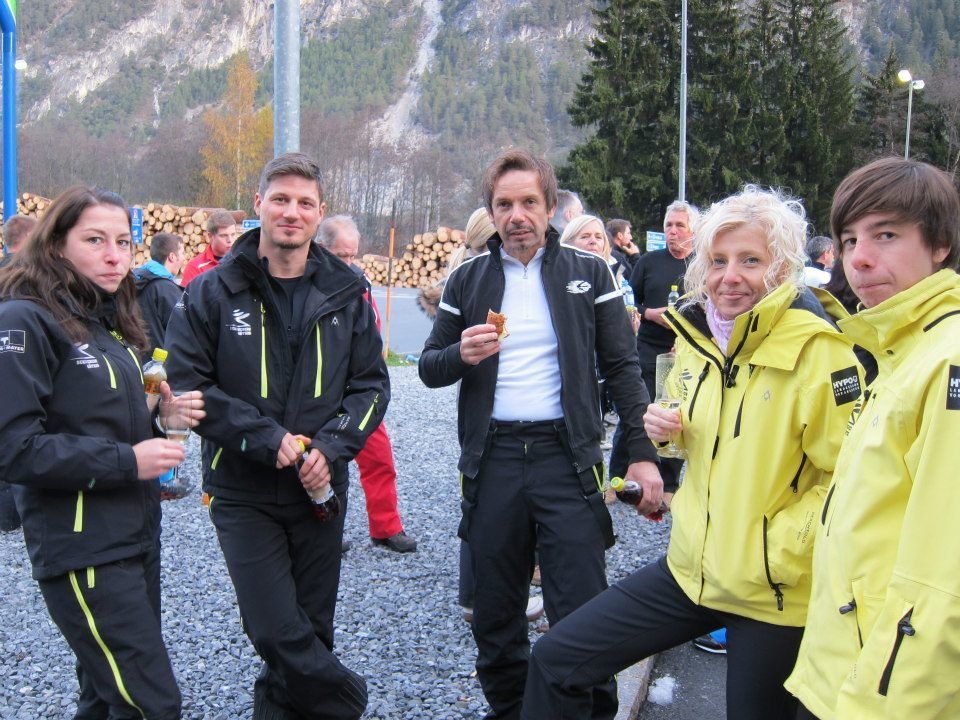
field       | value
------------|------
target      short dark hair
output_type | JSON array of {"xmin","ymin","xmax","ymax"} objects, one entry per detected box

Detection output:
[
  {"xmin": 482, "ymin": 148, "xmax": 558, "ymax": 215},
  {"xmin": 805, "ymin": 236, "xmax": 833, "ymax": 263},
  {"xmin": 831, "ymin": 157, "xmax": 960, "ymax": 271},
  {"xmin": 606, "ymin": 218, "xmax": 631, "ymax": 238},
  {"xmin": 150, "ymin": 232, "xmax": 182, "ymax": 263},
  {"xmin": 2, "ymin": 214, "xmax": 38, "ymax": 252},
  {"xmin": 257, "ymin": 152, "xmax": 325, "ymax": 202},
  {"xmin": 205, "ymin": 210, "xmax": 237, "ymax": 234}
]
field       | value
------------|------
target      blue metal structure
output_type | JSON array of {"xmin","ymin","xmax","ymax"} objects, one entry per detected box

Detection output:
[{"xmin": 1, "ymin": 0, "xmax": 17, "ymax": 226}]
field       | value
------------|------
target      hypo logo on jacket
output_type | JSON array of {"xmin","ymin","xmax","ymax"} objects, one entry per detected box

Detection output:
[
  {"xmin": 947, "ymin": 366, "xmax": 960, "ymax": 411},
  {"xmin": 830, "ymin": 367, "xmax": 861, "ymax": 406},
  {"xmin": 0, "ymin": 330, "xmax": 25, "ymax": 354},
  {"xmin": 229, "ymin": 309, "xmax": 252, "ymax": 336},
  {"xmin": 566, "ymin": 280, "xmax": 591, "ymax": 294}
]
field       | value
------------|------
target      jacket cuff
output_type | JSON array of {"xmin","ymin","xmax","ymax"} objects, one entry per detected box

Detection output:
[
  {"xmin": 118, "ymin": 443, "xmax": 140, "ymax": 483},
  {"xmin": 627, "ymin": 433, "xmax": 659, "ymax": 465}
]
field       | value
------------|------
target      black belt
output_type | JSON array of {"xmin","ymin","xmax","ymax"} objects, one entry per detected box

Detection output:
[{"xmin": 489, "ymin": 418, "xmax": 565, "ymax": 432}]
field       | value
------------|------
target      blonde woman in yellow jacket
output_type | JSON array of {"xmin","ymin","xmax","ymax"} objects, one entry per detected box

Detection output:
[
  {"xmin": 787, "ymin": 159, "xmax": 960, "ymax": 719},
  {"xmin": 522, "ymin": 187, "xmax": 861, "ymax": 720}
]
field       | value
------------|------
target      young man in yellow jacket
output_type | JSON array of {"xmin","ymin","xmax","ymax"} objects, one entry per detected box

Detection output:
[{"xmin": 787, "ymin": 158, "xmax": 960, "ymax": 719}]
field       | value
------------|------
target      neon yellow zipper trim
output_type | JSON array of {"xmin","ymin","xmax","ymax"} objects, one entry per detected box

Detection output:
[
  {"xmin": 73, "ymin": 491, "xmax": 84, "ymax": 532},
  {"xmin": 314, "ymin": 325, "xmax": 323, "ymax": 397},
  {"xmin": 102, "ymin": 356, "xmax": 117, "ymax": 390},
  {"xmin": 260, "ymin": 303, "xmax": 268, "ymax": 398},
  {"xmin": 68, "ymin": 571, "xmax": 146, "ymax": 718},
  {"xmin": 211, "ymin": 447, "xmax": 223, "ymax": 470},
  {"xmin": 592, "ymin": 465, "xmax": 603, "ymax": 493},
  {"xmin": 87, "ymin": 566, "xmax": 95, "ymax": 589},
  {"xmin": 111, "ymin": 331, "xmax": 144, "ymax": 384},
  {"xmin": 358, "ymin": 394, "xmax": 379, "ymax": 431}
]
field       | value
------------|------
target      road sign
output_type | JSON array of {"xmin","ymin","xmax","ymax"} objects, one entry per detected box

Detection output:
[
  {"xmin": 646, "ymin": 231, "xmax": 666, "ymax": 252},
  {"xmin": 242, "ymin": 219, "xmax": 261, "ymax": 230},
  {"xmin": 130, "ymin": 207, "xmax": 143, "ymax": 244}
]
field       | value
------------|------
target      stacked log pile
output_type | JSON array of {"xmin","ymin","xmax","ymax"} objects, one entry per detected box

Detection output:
[
  {"xmin": 358, "ymin": 226, "xmax": 466, "ymax": 288},
  {"xmin": 0, "ymin": 193, "xmax": 244, "ymax": 264}
]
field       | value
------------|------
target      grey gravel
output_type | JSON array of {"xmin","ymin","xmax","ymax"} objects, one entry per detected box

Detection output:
[{"xmin": 0, "ymin": 366, "xmax": 670, "ymax": 719}]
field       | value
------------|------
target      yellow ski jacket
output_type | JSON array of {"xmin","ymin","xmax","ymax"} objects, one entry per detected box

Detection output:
[
  {"xmin": 662, "ymin": 282, "xmax": 861, "ymax": 626},
  {"xmin": 786, "ymin": 269, "xmax": 960, "ymax": 719}
]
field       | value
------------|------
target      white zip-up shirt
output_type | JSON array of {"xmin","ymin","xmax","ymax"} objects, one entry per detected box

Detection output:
[{"xmin": 492, "ymin": 247, "xmax": 563, "ymax": 421}]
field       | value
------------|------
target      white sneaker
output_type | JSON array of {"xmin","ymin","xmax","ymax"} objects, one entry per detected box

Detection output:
[{"xmin": 526, "ymin": 595, "xmax": 545, "ymax": 622}]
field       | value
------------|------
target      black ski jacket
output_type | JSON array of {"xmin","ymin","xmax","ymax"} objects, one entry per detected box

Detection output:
[
  {"xmin": 0, "ymin": 299, "xmax": 159, "ymax": 580},
  {"xmin": 163, "ymin": 230, "xmax": 390, "ymax": 504},
  {"xmin": 419, "ymin": 230, "xmax": 657, "ymax": 478},
  {"xmin": 133, "ymin": 266, "xmax": 182, "ymax": 356}
]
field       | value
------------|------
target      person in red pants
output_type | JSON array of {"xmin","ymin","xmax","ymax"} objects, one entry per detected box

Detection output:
[{"xmin": 319, "ymin": 215, "xmax": 417, "ymax": 553}]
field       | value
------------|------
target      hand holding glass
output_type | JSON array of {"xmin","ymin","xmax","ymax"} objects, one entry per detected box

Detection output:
[{"xmin": 654, "ymin": 352, "xmax": 687, "ymax": 459}]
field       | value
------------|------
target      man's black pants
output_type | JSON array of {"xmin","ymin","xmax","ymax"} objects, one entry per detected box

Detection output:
[
  {"xmin": 462, "ymin": 421, "xmax": 616, "ymax": 720},
  {"xmin": 38, "ymin": 545, "xmax": 182, "ymax": 719},
  {"xmin": 522, "ymin": 556, "xmax": 803, "ymax": 720},
  {"xmin": 209, "ymin": 493, "xmax": 367, "ymax": 720}
]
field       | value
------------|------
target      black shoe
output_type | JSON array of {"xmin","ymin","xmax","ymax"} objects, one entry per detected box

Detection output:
[
  {"xmin": 692, "ymin": 633, "xmax": 727, "ymax": 654},
  {"xmin": 371, "ymin": 531, "xmax": 417, "ymax": 553},
  {"xmin": 341, "ymin": 539, "xmax": 352, "ymax": 554}
]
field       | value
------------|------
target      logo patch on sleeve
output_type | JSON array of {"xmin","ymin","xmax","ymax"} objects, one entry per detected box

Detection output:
[
  {"xmin": 947, "ymin": 365, "xmax": 960, "ymax": 410},
  {"xmin": 0, "ymin": 330, "xmax": 25, "ymax": 353},
  {"xmin": 831, "ymin": 366, "xmax": 862, "ymax": 406}
]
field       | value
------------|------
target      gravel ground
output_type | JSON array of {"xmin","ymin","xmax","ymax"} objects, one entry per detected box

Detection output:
[{"xmin": 0, "ymin": 365, "xmax": 670, "ymax": 719}]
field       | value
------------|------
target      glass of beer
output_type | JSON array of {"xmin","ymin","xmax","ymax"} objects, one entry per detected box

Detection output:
[
  {"xmin": 654, "ymin": 352, "xmax": 687, "ymax": 459},
  {"xmin": 159, "ymin": 391, "xmax": 193, "ymax": 500}
]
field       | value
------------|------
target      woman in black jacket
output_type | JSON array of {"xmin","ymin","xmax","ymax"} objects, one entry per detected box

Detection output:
[{"xmin": 0, "ymin": 187, "xmax": 203, "ymax": 720}]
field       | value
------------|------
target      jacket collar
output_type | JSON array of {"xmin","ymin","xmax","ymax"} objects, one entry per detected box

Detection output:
[
  {"xmin": 485, "ymin": 226, "xmax": 561, "ymax": 268},
  {"xmin": 216, "ymin": 228, "xmax": 366, "ymax": 308},
  {"xmin": 135, "ymin": 259, "xmax": 175, "ymax": 280},
  {"xmin": 838, "ymin": 269, "xmax": 960, "ymax": 361},
  {"xmin": 668, "ymin": 282, "xmax": 838, "ymax": 371}
]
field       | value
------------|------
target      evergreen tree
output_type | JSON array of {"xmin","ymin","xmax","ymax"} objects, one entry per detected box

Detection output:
[
  {"xmin": 743, "ymin": 0, "xmax": 788, "ymax": 186},
  {"xmin": 774, "ymin": 0, "xmax": 856, "ymax": 228},
  {"xmin": 854, "ymin": 45, "xmax": 906, "ymax": 160}
]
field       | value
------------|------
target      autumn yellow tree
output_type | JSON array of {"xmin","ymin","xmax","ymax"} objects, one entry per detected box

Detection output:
[{"xmin": 200, "ymin": 53, "xmax": 273, "ymax": 213}]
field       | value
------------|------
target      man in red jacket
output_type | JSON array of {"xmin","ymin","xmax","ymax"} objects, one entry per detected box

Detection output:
[
  {"xmin": 318, "ymin": 215, "xmax": 417, "ymax": 553},
  {"xmin": 181, "ymin": 210, "xmax": 238, "ymax": 285}
]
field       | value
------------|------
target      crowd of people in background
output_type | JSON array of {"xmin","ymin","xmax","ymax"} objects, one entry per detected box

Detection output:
[{"xmin": 0, "ymin": 148, "xmax": 958, "ymax": 720}]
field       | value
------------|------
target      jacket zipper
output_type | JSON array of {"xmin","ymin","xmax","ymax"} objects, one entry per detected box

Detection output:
[
  {"xmin": 358, "ymin": 393, "xmax": 380, "ymax": 431},
  {"xmin": 687, "ymin": 362, "xmax": 710, "ymax": 421},
  {"xmin": 838, "ymin": 598, "xmax": 863, "ymax": 647},
  {"xmin": 821, "ymin": 483, "xmax": 837, "ymax": 526},
  {"xmin": 878, "ymin": 608, "xmax": 914, "ymax": 696},
  {"xmin": 789, "ymin": 456, "xmax": 806, "ymax": 493},
  {"xmin": 259, "ymin": 302, "xmax": 268, "ymax": 398},
  {"xmin": 761, "ymin": 515, "xmax": 784, "ymax": 611},
  {"xmin": 732, "ymin": 394, "xmax": 745, "ymax": 438}
]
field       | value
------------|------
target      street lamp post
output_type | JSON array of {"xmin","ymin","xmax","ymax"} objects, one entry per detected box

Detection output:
[
  {"xmin": 897, "ymin": 69, "xmax": 925, "ymax": 160},
  {"xmin": 678, "ymin": 0, "xmax": 688, "ymax": 203}
]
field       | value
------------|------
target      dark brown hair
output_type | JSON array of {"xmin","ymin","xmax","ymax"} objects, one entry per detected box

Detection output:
[
  {"xmin": 204, "ymin": 210, "xmax": 237, "ymax": 234},
  {"xmin": 606, "ymin": 218, "xmax": 631, "ymax": 239},
  {"xmin": 0, "ymin": 186, "xmax": 148, "ymax": 349},
  {"xmin": 2, "ymin": 214, "xmax": 38, "ymax": 253},
  {"xmin": 149, "ymin": 232, "xmax": 182, "ymax": 263},
  {"xmin": 481, "ymin": 148, "xmax": 558, "ymax": 215},
  {"xmin": 257, "ymin": 152, "xmax": 325, "ymax": 202},
  {"xmin": 831, "ymin": 157, "xmax": 960, "ymax": 271}
]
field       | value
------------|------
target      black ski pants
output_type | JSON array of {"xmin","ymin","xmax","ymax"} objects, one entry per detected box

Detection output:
[
  {"xmin": 38, "ymin": 545, "xmax": 181, "ymax": 720},
  {"xmin": 209, "ymin": 493, "xmax": 367, "ymax": 720},
  {"xmin": 461, "ymin": 420, "xmax": 616, "ymax": 720},
  {"xmin": 522, "ymin": 556, "xmax": 803, "ymax": 720}
]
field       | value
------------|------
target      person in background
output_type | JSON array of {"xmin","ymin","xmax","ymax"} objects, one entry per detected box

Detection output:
[
  {"xmin": 523, "ymin": 186, "xmax": 860, "ymax": 720},
  {"xmin": 180, "ymin": 209, "xmax": 237, "ymax": 285},
  {"xmin": 786, "ymin": 157, "xmax": 960, "ymax": 720},
  {"xmin": 0, "ymin": 186, "xmax": 204, "ymax": 720},
  {"xmin": 420, "ymin": 149, "xmax": 661, "ymax": 719},
  {"xmin": 133, "ymin": 232, "xmax": 185, "ymax": 356},
  {"xmin": 0, "ymin": 214, "xmax": 38, "ymax": 268},
  {"xmin": 0, "ymin": 214, "xmax": 40, "ymax": 531},
  {"xmin": 317, "ymin": 214, "xmax": 417, "ymax": 553},
  {"xmin": 552, "ymin": 189, "xmax": 584, "ymax": 234},
  {"xmin": 802, "ymin": 236, "xmax": 833, "ymax": 288},
  {"xmin": 606, "ymin": 219, "xmax": 640, "ymax": 276},
  {"xmin": 165, "ymin": 153, "xmax": 387, "ymax": 720}
]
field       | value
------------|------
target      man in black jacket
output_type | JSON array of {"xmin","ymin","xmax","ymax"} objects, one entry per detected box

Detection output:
[
  {"xmin": 132, "ymin": 231, "xmax": 185, "ymax": 355},
  {"xmin": 165, "ymin": 153, "xmax": 388, "ymax": 720},
  {"xmin": 419, "ymin": 149, "xmax": 662, "ymax": 720}
]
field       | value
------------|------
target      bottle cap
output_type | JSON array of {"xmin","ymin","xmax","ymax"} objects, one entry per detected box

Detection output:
[
  {"xmin": 152, "ymin": 348, "xmax": 168, "ymax": 362},
  {"xmin": 609, "ymin": 476, "xmax": 624, "ymax": 491},
  {"xmin": 670, "ymin": 285, "xmax": 678, "ymax": 291}
]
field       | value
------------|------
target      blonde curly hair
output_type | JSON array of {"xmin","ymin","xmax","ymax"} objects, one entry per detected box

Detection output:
[{"xmin": 682, "ymin": 186, "xmax": 808, "ymax": 311}]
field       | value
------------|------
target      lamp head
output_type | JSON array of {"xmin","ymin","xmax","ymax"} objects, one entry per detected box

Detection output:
[{"xmin": 897, "ymin": 69, "xmax": 913, "ymax": 83}]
